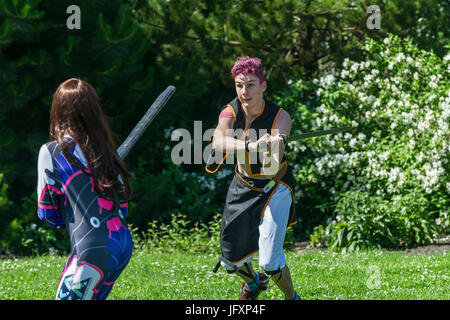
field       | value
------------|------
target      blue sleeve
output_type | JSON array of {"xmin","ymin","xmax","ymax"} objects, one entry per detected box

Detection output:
[{"xmin": 37, "ymin": 144, "xmax": 65, "ymax": 227}]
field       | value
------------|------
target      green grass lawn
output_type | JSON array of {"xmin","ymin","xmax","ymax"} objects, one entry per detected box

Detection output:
[{"xmin": 0, "ymin": 249, "xmax": 448, "ymax": 300}]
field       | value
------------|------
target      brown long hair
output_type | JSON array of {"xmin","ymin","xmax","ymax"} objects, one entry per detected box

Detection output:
[{"xmin": 50, "ymin": 78, "xmax": 131, "ymax": 201}]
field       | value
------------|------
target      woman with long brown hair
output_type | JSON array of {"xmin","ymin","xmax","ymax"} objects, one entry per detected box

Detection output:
[{"xmin": 37, "ymin": 78, "xmax": 133, "ymax": 300}]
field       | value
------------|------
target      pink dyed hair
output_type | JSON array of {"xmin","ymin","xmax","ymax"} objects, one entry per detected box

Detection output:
[{"xmin": 231, "ymin": 56, "xmax": 265, "ymax": 83}]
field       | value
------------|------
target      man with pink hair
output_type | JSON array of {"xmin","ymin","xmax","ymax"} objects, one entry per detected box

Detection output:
[{"xmin": 207, "ymin": 56, "xmax": 300, "ymax": 300}]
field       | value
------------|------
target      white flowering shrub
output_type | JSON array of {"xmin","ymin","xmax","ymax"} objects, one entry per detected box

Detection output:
[{"xmin": 277, "ymin": 35, "xmax": 449, "ymax": 251}]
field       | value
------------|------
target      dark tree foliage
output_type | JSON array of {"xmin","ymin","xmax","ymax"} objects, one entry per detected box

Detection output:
[{"xmin": 0, "ymin": 0, "xmax": 447, "ymax": 254}]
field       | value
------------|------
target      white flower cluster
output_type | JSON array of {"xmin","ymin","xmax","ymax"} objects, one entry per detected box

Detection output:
[{"xmin": 299, "ymin": 38, "xmax": 449, "ymax": 200}]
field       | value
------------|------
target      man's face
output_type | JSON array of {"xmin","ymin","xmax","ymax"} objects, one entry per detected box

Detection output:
[{"xmin": 234, "ymin": 73, "xmax": 266, "ymax": 109}]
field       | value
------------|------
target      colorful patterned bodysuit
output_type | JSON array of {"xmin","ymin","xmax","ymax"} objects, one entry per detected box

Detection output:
[{"xmin": 37, "ymin": 138, "xmax": 132, "ymax": 300}]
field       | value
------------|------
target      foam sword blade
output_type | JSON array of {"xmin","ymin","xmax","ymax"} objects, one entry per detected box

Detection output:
[
  {"xmin": 286, "ymin": 126, "xmax": 352, "ymax": 142},
  {"xmin": 117, "ymin": 85, "xmax": 176, "ymax": 159}
]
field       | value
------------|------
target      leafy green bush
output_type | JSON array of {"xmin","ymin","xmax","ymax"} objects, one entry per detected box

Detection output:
[
  {"xmin": 0, "ymin": 173, "xmax": 13, "ymax": 246},
  {"xmin": 1, "ymin": 192, "xmax": 69, "ymax": 256},
  {"xmin": 132, "ymin": 213, "xmax": 222, "ymax": 254},
  {"xmin": 277, "ymin": 35, "xmax": 449, "ymax": 251},
  {"xmin": 0, "ymin": 173, "xmax": 9, "ymax": 208}
]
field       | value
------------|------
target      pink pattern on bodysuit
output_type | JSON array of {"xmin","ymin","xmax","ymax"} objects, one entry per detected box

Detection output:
[
  {"xmin": 98, "ymin": 197, "xmax": 114, "ymax": 214},
  {"xmin": 106, "ymin": 217, "xmax": 123, "ymax": 237},
  {"xmin": 90, "ymin": 175, "xmax": 114, "ymax": 214}
]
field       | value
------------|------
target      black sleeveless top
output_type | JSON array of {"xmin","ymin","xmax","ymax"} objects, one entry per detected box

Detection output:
[{"xmin": 206, "ymin": 97, "xmax": 286, "ymax": 176}]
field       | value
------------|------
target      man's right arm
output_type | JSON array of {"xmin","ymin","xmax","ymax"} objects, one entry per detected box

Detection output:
[{"xmin": 212, "ymin": 108, "xmax": 247, "ymax": 153}]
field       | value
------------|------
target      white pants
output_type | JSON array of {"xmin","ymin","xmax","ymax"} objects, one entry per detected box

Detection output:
[{"xmin": 222, "ymin": 182, "xmax": 292, "ymax": 273}]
